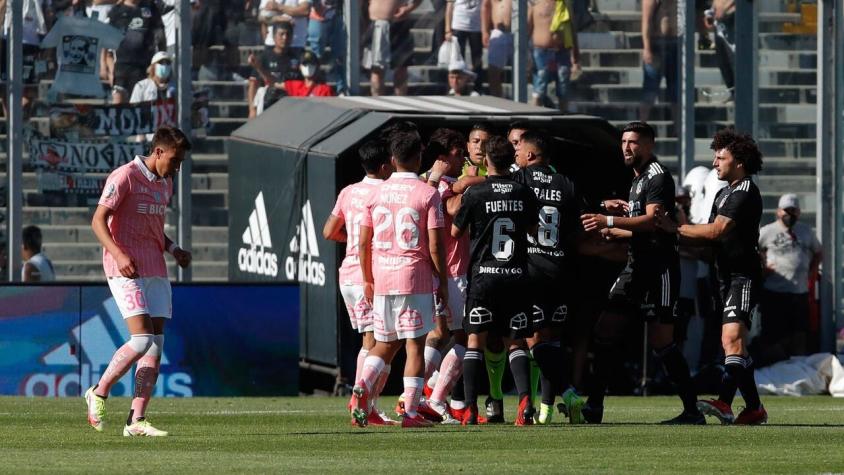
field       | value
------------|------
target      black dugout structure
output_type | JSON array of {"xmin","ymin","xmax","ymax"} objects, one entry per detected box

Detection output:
[{"xmin": 227, "ymin": 96, "xmax": 631, "ymax": 387}]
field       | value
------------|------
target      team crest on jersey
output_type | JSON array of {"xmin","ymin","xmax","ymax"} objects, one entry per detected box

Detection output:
[
  {"xmin": 153, "ymin": 191, "xmax": 163, "ymax": 203},
  {"xmin": 103, "ymin": 183, "xmax": 116, "ymax": 199},
  {"xmin": 718, "ymin": 193, "xmax": 730, "ymax": 209},
  {"xmin": 636, "ymin": 179, "xmax": 644, "ymax": 195},
  {"xmin": 141, "ymin": 7, "xmax": 152, "ymax": 18}
]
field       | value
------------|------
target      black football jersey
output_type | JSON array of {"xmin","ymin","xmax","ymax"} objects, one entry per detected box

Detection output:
[
  {"xmin": 512, "ymin": 164, "xmax": 583, "ymax": 279},
  {"xmin": 627, "ymin": 158, "xmax": 678, "ymax": 266},
  {"xmin": 453, "ymin": 175, "xmax": 539, "ymax": 292},
  {"xmin": 709, "ymin": 176, "xmax": 763, "ymax": 279}
]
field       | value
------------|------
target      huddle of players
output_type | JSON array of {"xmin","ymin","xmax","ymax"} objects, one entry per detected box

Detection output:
[{"xmin": 325, "ymin": 119, "xmax": 768, "ymax": 427}]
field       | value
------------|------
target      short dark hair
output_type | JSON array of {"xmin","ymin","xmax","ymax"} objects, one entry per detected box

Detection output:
[
  {"xmin": 507, "ymin": 120, "xmax": 530, "ymax": 136},
  {"xmin": 381, "ymin": 121, "xmax": 418, "ymax": 142},
  {"xmin": 482, "ymin": 136, "xmax": 515, "ymax": 172},
  {"xmin": 622, "ymin": 121, "xmax": 656, "ymax": 142},
  {"xmin": 519, "ymin": 130, "xmax": 550, "ymax": 157},
  {"xmin": 422, "ymin": 140, "xmax": 449, "ymax": 164},
  {"xmin": 22, "ymin": 225, "xmax": 42, "ymax": 253},
  {"xmin": 152, "ymin": 126, "xmax": 192, "ymax": 152},
  {"xmin": 710, "ymin": 128, "xmax": 763, "ymax": 175},
  {"xmin": 274, "ymin": 21, "xmax": 293, "ymax": 35},
  {"xmin": 358, "ymin": 139, "xmax": 390, "ymax": 174},
  {"xmin": 390, "ymin": 130, "xmax": 423, "ymax": 165},
  {"xmin": 301, "ymin": 50, "xmax": 319, "ymax": 66},
  {"xmin": 470, "ymin": 122, "xmax": 494, "ymax": 135},
  {"xmin": 429, "ymin": 128, "xmax": 466, "ymax": 153}
]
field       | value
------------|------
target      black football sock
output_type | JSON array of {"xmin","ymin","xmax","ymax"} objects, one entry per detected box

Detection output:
[
  {"xmin": 719, "ymin": 354, "xmax": 744, "ymax": 406},
  {"xmin": 508, "ymin": 348, "xmax": 532, "ymax": 400},
  {"xmin": 450, "ymin": 374, "xmax": 465, "ymax": 403},
  {"xmin": 462, "ymin": 349, "xmax": 484, "ymax": 406},
  {"xmin": 737, "ymin": 356, "xmax": 761, "ymax": 410},
  {"xmin": 588, "ymin": 340, "xmax": 614, "ymax": 407},
  {"xmin": 654, "ymin": 344, "xmax": 698, "ymax": 413},
  {"xmin": 532, "ymin": 341, "xmax": 562, "ymax": 406}
]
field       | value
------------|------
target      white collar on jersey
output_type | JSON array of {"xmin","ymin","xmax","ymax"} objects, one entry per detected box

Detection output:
[
  {"xmin": 362, "ymin": 177, "xmax": 383, "ymax": 184},
  {"xmin": 390, "ymin": 172, "xmax": 419, "ymax": 180},
  {"xmin": 133, "ymin": 156, "xmax": 165, "ymax": 183}
]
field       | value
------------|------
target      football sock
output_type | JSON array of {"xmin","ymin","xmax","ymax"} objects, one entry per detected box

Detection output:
[
  {"xmin": 402, "ymin": 377, "xmax": 424, "ymax": 417},
  {"xmin": 450, "ymin": 375, "xmax": 466, "ymax": 409},
  {"xmin": 654, "ymin": 344, "xmax": 698, "ymax": 413},
  {"xmin": 508, "ymin": 349, "xmax": 532, "ymax": 400},
  {"xmin": 359, "ymin": 355, "xmax": 385, "ymax": 392},
  {"xmin": 588, "ymin": 340, "xmax": 614, "ymax": 408},
  {"xmin": 484, "ymin": 348, "xmax": 506, "ymax": 400},
  {"xmin": 719, "ymin": 354, "xmax": 744, "ymax": 406},
  {"xmin": 424, "ymin": 346, "xmax": 442, "ymax": 381},
  {"xmin": 532, "ymin": 342, "xmax": 563, "ymax": 406},
  {"xmin": 737, "ymin": 356, "xmax": 761, "ymax": 410},
  {"xmin": 463, "ymin": 348, "xmax": 484, "ymax": 406},
  {"xmin": 355, "ymin": 349, "xmax": 369, "ymax": 384},
  {"xmin": 95, "ymin": 334, "xmax": 154, "ymax": 397},
  {"xmin": 529, "ymin": 354, "xmax": 541, "ymax": 404},
  {"xmin": 372, "ymin": 364, "xmax": 391, "ymax": 411},
  {"xmin": 431, "ymin": 344, "xmax": 465, "ymax": 403},
  {"xmin": 129, "ymin": 334, "xmax": 163, "ymax": 423},
  {"xmin": 427, "ymin": 371, "xmax": 439, "ymax": 391}
]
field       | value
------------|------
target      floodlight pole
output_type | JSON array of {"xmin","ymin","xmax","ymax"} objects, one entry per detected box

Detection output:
[
  {"xmin": 513, "ymin": 0, "xmax": 528, "ymax": 103},
  {"xmin": 345, "ymin": 0, "xmax": 360, "ymax": 96},
  {"xmin": 7, "ymin": 0, "xmax": 23, "ymax": 282},
  {"xmin": 177, "ymin": 0, "xmax": 193, "ymax": 282},
  {"xmin": 678, "ymin": 0, "xmax": 695, "ymax": 180},
  {"xmin": 816, "ymin": 0, "xmax": 841, "ymax": 353},
  {"xmin": 733, "ymin": 0, "xmax": 757, "ymax": 135}
]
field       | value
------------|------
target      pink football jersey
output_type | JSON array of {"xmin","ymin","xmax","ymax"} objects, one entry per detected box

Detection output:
[
  {"xmin": 331, "ymin": 177, "xmax": 383, "ymax": 285},
  {"xmin": 98, "ymin": 156, "xmax": 172, "ymax": 278},
  {"xmin": 362, "ymin": 172, "xmax": 444, "ymax": 295},
  {"xmin": 437, "ymin": 176, "xmax": 469, "ymax": 278}
]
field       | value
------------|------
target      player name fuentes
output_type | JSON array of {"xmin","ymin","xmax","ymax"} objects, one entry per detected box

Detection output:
[
  {"xmin": 484, "ymin": 200, "xmax": 524, "ymax": 213},
  {"xmin": 478, "ymin": 266, "xmax": 523, "ymax": 275}
]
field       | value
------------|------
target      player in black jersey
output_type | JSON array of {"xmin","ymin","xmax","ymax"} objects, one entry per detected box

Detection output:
[
  {"xmin": 581, "ymin": 121, "xmax": 701, "ymax": 424},
  {"xmin": 453, "ymin": 136, "xmax": 540, "ymax": 425},
  {"xmin": 511, "ymin": 130, "xmax": 587, "ymax": 424},
  {"xmin": 657, "ymin": 129, "xmax": 766, "ymax": 425}
]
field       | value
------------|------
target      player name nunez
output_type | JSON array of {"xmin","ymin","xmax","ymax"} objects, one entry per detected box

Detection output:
[{"xmin": 484, "ymin": 199, "xmax": 524, "ymax": 213}]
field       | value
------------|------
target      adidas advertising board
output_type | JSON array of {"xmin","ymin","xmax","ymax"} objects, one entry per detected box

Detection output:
[
  {"xmin": 284, "ymin": 200, "xmax": 326, "ymax": 286},
  {"xmin": 0, "ymin": 286, "xmax": 299, "ymax": 396},
  {"xmin": 238, "ymin": 192, "xmax": 280, "ymax": 277}
]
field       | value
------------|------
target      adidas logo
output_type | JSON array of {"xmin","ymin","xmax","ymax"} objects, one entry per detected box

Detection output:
[
  {"xmin": 25, "ymin": 297, "xmax": 192, "ymax": 397},
  {"xmin": 284, "ymin": 200, "xmax": 326, "ymax": 286},
  {"xmin": 238, "ymin": 192, "xmax": 279, "ymax": 277}
]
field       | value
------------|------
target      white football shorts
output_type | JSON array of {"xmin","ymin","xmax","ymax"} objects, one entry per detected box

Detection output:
[
  {"xmin": 372, "ymin": 293, "xmax": 435, "ymax": 342},
  {"xmin": 107, "ymin": 276, "xmax": 172, "ymax": 319}
]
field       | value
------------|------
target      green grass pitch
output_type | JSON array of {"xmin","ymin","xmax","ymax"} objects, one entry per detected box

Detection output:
[{"xmin": 2, "ymin": 395, "xmax": 844, "ymax": 473}]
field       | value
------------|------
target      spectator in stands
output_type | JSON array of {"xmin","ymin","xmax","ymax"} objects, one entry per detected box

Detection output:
[
  {"xmin": 367, "ymin": 0, "xmax": 422, "ymax": 96},
  {"xmin": 307, "ymin": 1, "xmax": 347, "ymax": 95},
  {"xmin": 284, "ymin": 50, "xmax": 334, "ymax": 96},
  {"xmin": 445, "ymin": 0, "xmax": 482, "ymax": 93},
  {"xmin": 482, "ymin": 0, "xmax": 512, "ymax": 98},
  {"xmin": 447, "ymin": 58, "xmax": 478, "ymax": 97},
  {"xmin": 528, "ymin": 0, "xmax": 580, "ymax": 112},
  {"xmin": 640, "ymin": 0, "xmax": 678, "ymax": 123},
  {"xmin": 428, "ymin": 0, "xmax": 446, "ymax": 64},
  {"xmin": 193, "ymin": 0, "xmax": 250, "ymax": 81},
  {"xmin": 1, "ymin": 0, "xmax": 48, "ymax": 117},
  {"xmin": 247, "ymin": 21, "xmax": 302, "ymax": 118},
  {"xmin": 130, "ymin": 51, "xmax": 176, "ymax": 103},
  {"xmin": 21, "ymin": 225, "xmax": 55, "ymax": 282},
  {"xmin": 109, "ymin": 0, "xmax": 166, "ymax": 104},
  {"xmin": 755, "ymin": 194, "xmax": 821, "ymax": 365},
  {"xmin": 704, "ymin": 0, "xmax": 735, "ymax": 102},
  {"xmin": 260, "ymin": 0, "xmax": 310, "ymax": 55}
]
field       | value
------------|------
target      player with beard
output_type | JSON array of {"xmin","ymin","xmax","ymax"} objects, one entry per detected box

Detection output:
[
  {"xmin": 656, "ymin": 128, "xmax": 766, "ymax": 425},
  {"xmin": 452, "ymin": 136, "xmax": 540, "ymax": 425},
  {"xmin": 581, "ymin": 121, "xmax": 702, "ymax": 424}
]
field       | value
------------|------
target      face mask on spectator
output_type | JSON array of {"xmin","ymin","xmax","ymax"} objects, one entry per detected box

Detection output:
[
  {"xmin": 156, "ymin": 64, "xmax": 172, "ymax": 80},
  {"xmin": 300, "ymin": 64, "xmax": 317, "ymax": 78}
]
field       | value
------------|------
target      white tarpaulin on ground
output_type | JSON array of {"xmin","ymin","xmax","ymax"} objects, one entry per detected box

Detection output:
[{"xmin": 755, "ymin": 353, "xmax": 844, "ymax": 396}]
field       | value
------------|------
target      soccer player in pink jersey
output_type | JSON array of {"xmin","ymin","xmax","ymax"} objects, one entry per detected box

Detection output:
[
  {"xmin": 415, "ymin": 132, "xmax": 472, "ymax": 424},
  {"xmin": 85, "ymin": 126, "xmax": 192, "ymax": 437},
  {"xmin": 323, "ymin": 139, "xmax": 396, "ymax": 426},
  {"xmin": 352, "ymin": 129, "xmax": 449, "ymax": 428}
]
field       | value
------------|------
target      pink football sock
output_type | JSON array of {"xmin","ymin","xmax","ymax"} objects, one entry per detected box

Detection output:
[
  {"xmin": 431, "ymin": 345, "xmax": 465, "ymax": 403},
  {"xmin": 95, "ymin": 334, "xmax": 153, "ymax": 397}
]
